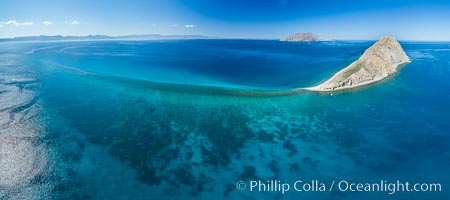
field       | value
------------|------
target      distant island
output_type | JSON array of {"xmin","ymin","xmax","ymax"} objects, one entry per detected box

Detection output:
[
  {"xmin": 0, "ymin": 34, "xmax": 212, "ymax": 42},
  {"xmin": 280, "ymin": 32, "xmax": 332, "ymax": 42},
  {"xmin": 306, "ymin": 36, "xmax": 410, "ymax": 91}
]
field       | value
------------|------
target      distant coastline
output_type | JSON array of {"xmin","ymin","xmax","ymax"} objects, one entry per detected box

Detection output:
[
  {"xmin": 2, "ymin": 34, "xmax": 449, "ymax": 43},
  {"xmin": 0, "ymin": 34, "xmax": 214, "ymax": 42}
]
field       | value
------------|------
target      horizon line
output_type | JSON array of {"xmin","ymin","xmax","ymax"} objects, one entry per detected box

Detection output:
[{"xmin": 1, "ymin": 34, "xmax": 450, "ymax": 42}]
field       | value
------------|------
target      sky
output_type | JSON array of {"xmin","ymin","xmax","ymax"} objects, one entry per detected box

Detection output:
[{"xmin": 0, "ymin": 0, "xmax": 449, "ymax": 40}]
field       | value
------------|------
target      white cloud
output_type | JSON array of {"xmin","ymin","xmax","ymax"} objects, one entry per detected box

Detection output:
[
  {"xmin": 43, "ymin": 21, "xmax": 53, "ymax": 26},
  {"xmin": 0, "ymin": 20, "xmax": 34, "ymax": 26},
  {"xmin": 171, "ymin": 24, "xmax": 178, "ymax": 27},
  {"xmin": 185, "ymin": 24, "xmax": 195, "ymax": 28},
  {"xmin": 21, "ymin": 22, "xmax": 34, "ymax": 26},
  {"xmin": 64, "ymin": 20, "xmax": 80, "ymax": 25},
  {"xmin": 0, "ymin": 24, "xmax": 3, "ymax": 28},
  {"xmin": 4, "ymin": 20, "xmax": 18, "ymax": 26}
]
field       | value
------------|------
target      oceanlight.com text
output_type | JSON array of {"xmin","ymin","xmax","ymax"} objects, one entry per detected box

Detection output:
[{"xmin": 235, "ymin": 179, "xmax": 442, "ymax": 195}]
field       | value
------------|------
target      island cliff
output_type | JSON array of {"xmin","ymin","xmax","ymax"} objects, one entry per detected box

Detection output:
[
  {"xmin": 280, "ymin": 33, "xmax": 332, "ymax": 42},
  {"xmin": 306, "ymin": 36, "xmax": 410, "ymax": 91}
]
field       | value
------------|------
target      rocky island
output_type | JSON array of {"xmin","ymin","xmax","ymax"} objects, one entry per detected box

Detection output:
[
  {"xmin": 280, "ymin": 32, "xmax": 332, "ymax": 42},
  {"xmin": 306, "ymin": 36, "xmax": 410, "ymax": 91}
]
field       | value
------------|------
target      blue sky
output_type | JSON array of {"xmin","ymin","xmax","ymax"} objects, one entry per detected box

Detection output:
[{"xmin": 0, "ymin": 0, "xmax": 449, "ymax": 40}]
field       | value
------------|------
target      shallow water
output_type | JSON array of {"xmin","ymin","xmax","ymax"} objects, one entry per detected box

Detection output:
[{"xmin": 0, "ymin": 40, "xmax": 449, "ymax": 199}]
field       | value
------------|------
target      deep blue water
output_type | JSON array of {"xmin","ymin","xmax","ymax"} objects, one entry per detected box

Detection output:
[{"xmin": 0, "ymin": 40, "xmax": 449, "ymax": 199}]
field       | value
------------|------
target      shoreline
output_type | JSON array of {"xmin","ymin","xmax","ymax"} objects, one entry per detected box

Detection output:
[
  {"xmin": 304, "ymin": 60, "xmax": 411, "ymax": 92},
  {"xmin": 302, "ymin": 36, "xmax": 411, "ymax": 92}
]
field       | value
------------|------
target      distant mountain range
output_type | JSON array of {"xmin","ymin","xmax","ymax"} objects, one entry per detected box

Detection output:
[
  {"xmin": 0, "ymin": 34, "xmax": 213, "ymax": 42},
  {"xmin": 280, "ymin": 32, "xmax": 333, "ymax": 42}
]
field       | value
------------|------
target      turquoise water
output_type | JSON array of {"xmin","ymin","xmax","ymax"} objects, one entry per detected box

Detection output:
[{"xmin": 0, "ymin": 40, "xmax": 449, "ymax": 199}]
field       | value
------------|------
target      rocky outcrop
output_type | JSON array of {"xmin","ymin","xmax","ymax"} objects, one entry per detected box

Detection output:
[
  {"xmin": 280, "ymin": 33, "xmax": 332, "ymax": 42},
  {"xmin": 306, "ymin": 36, "xmax": 410, "ymax": 91}
]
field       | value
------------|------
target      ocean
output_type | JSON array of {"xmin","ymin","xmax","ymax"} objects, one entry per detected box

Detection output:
[{"xmin": 0, "ymin": 39, "xmax": 449, "ymax": 199}]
